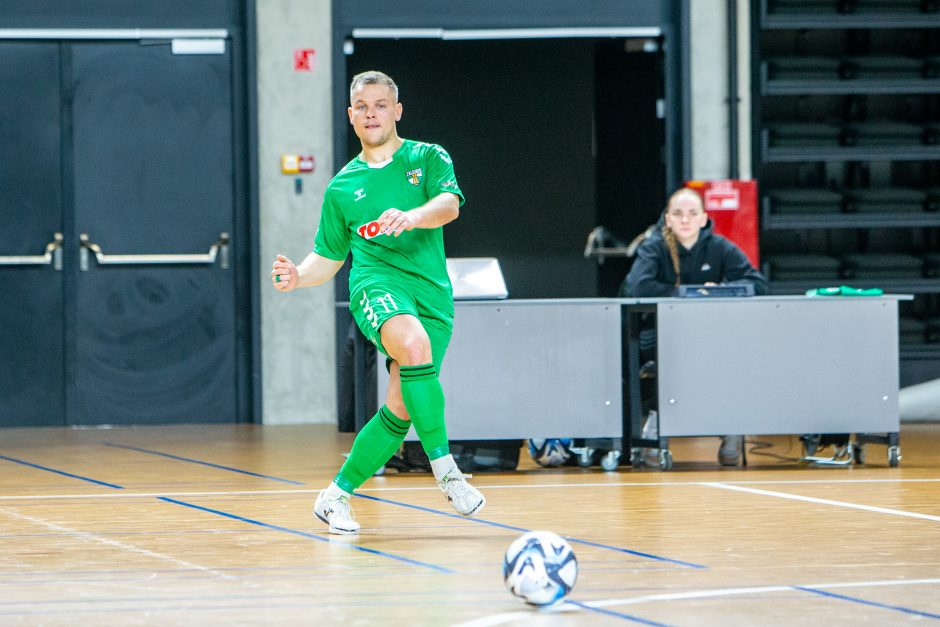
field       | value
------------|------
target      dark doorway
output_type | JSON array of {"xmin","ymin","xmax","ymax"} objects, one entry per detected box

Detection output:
[
  {"xmin": 594, "ymin": 40, "xmax": 667, "ymax": 296},
  {"xmin": 345, "ymin": 37, "xmax": 667, "ymax": 298}
]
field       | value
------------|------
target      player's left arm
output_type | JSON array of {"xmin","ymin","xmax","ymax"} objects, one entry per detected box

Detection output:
[
  {"xmin": 378, "ymin": 144, "xmax": 464, "ymax": 236},
  {"xmin": 377, "ymin": 192, "xmax": 460, "ymax": 237}
]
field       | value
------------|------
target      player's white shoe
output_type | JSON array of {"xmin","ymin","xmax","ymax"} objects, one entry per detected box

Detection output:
[
  {"xmin": 438, "ymin": 468, "xmax": 485, "ymax": 517},
  {"xmin": 314, "ymin": 487, "xmax": 360, "ymax": 535}
]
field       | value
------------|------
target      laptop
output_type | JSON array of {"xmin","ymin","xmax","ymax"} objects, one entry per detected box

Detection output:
[
  {"xmin": 447, "ymin": 257, "xmax": 508, "ymax": 300},
  {"xmin": 676, "ymin": 283, "xmax": 755, "ymax": 298}
]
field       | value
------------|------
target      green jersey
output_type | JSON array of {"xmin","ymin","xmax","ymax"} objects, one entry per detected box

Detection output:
[{"xmin": 314, "ymin": 139, "xmax": 465, "ymax": 308}]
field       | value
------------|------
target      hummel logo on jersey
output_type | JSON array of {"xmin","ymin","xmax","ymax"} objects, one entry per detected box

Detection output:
[
  {"xmin": 433, "ymin": 145, "xmax": 452, "ymax": 164},
  {"xmin": 405, "ymin": 168, "xmax": 423, "ymax": 186},
  {"xmin": 354, "ymin": 188, "xmax": 367, "ymax": 201}
]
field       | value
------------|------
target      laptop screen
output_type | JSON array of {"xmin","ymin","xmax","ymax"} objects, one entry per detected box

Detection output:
[{"xmin": 447, "ymin": 258, "xmax": 508, "ymax": 300}]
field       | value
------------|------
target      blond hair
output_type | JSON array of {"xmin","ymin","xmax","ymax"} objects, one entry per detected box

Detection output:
[
  {"xmin": 661, "ymin": 187, "xmax": 705, "ymax": 287},
  {"xmin": 349, "ymin": 70, "xmax": 399, "ymax": 103}
]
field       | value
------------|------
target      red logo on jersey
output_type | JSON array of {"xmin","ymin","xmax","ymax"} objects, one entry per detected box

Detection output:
[{"xmin": 357, "ymin": 220, "xmax": 386, "ymax": 240}]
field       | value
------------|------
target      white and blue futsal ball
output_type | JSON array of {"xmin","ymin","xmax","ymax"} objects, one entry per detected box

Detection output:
[
  {"xmin": 503, "ymin": 530, "xmax": 578, "ymax": 606},
  {"xmin": 527, "ymin": 438, "xmax": 573, "ymax": 467}
]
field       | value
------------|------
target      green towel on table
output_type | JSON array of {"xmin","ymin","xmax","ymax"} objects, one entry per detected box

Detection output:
[{"xmin": 805, "ymin": 285, "xmax": 884, "ymax": 297}]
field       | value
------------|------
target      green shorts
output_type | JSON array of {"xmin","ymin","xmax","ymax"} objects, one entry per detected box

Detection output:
[{"xmin": 350, "ymin": 280, "xmax": 453, "ymax": 373}]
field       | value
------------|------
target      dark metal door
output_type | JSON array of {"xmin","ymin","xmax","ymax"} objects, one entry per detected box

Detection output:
[
  {"xmin": 70, "ymin": 42, "xmax": 236, "ymax": 425},
  {"xmin": 0, "ymin": 39, "xmax": 238, "ymax": 426},
  {"xmin": 0, "ymin": 43, "xmax": 66, "ymax": 426}
]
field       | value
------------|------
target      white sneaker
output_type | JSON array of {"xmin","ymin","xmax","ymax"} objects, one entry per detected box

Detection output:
[
  {"xmin": 437, "ymin": 469, "xmax": 485, "ymax": 517},
  {"xmin": 314, "ymin": 487, "xmax": 360, "ymax": 535}
]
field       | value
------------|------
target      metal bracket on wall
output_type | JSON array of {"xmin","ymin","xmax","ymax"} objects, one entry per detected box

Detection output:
[
  {"xmin": 79, "ymin": 232, "xmax": 229, "ymax": 271},
  {"xmin": 583, "ymin": 225, "xmax": 642, "ymax": 265}
]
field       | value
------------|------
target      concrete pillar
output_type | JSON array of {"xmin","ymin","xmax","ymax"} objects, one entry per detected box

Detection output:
[
  {"xmin": 256, "ymin": 0, "xmax": 337, "ymax": 424},
  {"xmin": 689, "ymin": 0, "xmax": 752, "ymax": 181},
  {"xmin": 736, "ymin": 0, "xmax": 753, "ymax": 180}
]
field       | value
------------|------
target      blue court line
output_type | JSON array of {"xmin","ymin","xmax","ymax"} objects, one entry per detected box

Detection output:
[
  {"xmin": 354, "ymin": 493, "xmax": 706, "ymax": 570},
  {"xmin": 566, "ymin": 600, "xmax": 674, "ymax": 626},
  {"xmin": 0, "ymin": 454, "xmax": 123, "ymax": 489},
  {"xmin": 103, "ymin": 443, "xmax": 304, "ymax": 485},
  {"xmin": 158, "ymin": 497, "xmax": 453, "ymax": 574},
  {"xmin": 794, "ymin": 586, "xmax": 940, "ymax": 620}
]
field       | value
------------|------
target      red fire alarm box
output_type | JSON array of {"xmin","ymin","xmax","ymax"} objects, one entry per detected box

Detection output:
[
  {"xmin": 685, "ymin": 179, "xmax": 759, "ymax": 268},
  {"xmin": 281, "ymin": 154, "xmax": 315, "ymax": 174},
  {"xmin": 293, "ymin": 49, "xmax": 317, "ymax": 72}
]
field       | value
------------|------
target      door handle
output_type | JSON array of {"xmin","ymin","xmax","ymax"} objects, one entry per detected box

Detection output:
[
  {"xmin": 79, "ymin": 232, "xmax": 229, "ymax": 271},
  {"xmin": 0, "ymin": 232, "xmax": 64, "ymax": 270}
]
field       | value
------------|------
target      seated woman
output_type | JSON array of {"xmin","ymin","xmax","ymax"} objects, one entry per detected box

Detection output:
[{"xmin": 620, "ymin": 186, "xmax": 769, "ymax": 466}]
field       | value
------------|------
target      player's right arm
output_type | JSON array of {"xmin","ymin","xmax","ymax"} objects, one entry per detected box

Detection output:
[
  {"xmin": 271, "ymin": 252, "xmax": 343, "ymax": 291},
  {"xmin": 273, "ymin": 185, "xmax": 349, "ymax": 292}
]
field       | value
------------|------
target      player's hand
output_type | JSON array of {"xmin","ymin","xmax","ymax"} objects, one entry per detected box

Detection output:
[
  {"xmin": 377, "ymin": 207, "xmax": 416, "ymax": 237},
  {"xmin": 271, "ymin": 254, "xmax": 298, "ymax": 291}
]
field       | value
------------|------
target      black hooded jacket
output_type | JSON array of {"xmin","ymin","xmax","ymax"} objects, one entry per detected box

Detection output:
[{"xmin": 620, "ymin": 218, "xmax": 768, "ymax": 297}]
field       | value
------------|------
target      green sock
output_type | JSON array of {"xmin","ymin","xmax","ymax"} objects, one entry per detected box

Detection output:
[
  {"xmin": 399, "ymin": 363, "xmax": 450, "ymax": 461},
  {"xmin": 334, "ymin": 405, "xmax": 410, "ymax": 493}
]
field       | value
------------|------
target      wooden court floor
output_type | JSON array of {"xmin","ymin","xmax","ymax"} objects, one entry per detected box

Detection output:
[{"xmin": 0, "ymin": 423, "xmax": 939, "ymax": 626}]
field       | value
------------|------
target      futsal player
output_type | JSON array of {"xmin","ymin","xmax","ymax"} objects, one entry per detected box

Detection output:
[{"xmin": 271, "ymin": 70, "xmax": 484, "ymax": 534}]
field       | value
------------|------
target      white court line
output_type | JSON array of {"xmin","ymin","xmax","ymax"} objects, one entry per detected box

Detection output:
[
  {"xmin": 703, "ymin": 482, "xmax": 940, "ymax": 523},
  {"xmin": 588, "ymin": 577, "xmax": 940, "ymax": 609},
  {"xmin": 451, "ymin": 578, "xmax": 940, "ymax": 627},
  {"xmin": 2, "ymin": 477, "xmax": 940, "ymax": 501},
  {"xmin": 451, "ymin": 608, "xmax": 573, "ymax": 626},
  {"xmin": 0, "ymin": 507, "xmax": 238, "ymax": 581},
  {"xmin": 590, "ymin": 577, "xmax": 940, "ymax": 609}
]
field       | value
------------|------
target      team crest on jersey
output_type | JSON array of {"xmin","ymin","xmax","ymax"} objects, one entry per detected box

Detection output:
[{"xmin": 405, "ymin": 168, "xmax": 423, "ymax": 186}]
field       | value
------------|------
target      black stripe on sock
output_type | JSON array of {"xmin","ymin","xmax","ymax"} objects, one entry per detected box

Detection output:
[
  {"xmin": 379, "ymin": 407, "xmax": 409, "ymax": 436},
  {"xmin": 399, "ymin": 363, "xmax": 436, "ymax": 381}
]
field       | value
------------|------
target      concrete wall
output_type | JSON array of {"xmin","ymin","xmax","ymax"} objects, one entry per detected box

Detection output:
[
  {"xmin": 689, "ymin": 0, "xmax": 751, "ymax": 181},
  {"xmin": 256, "ymin": 0, "xmax": 337, "ymax": 424}
]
